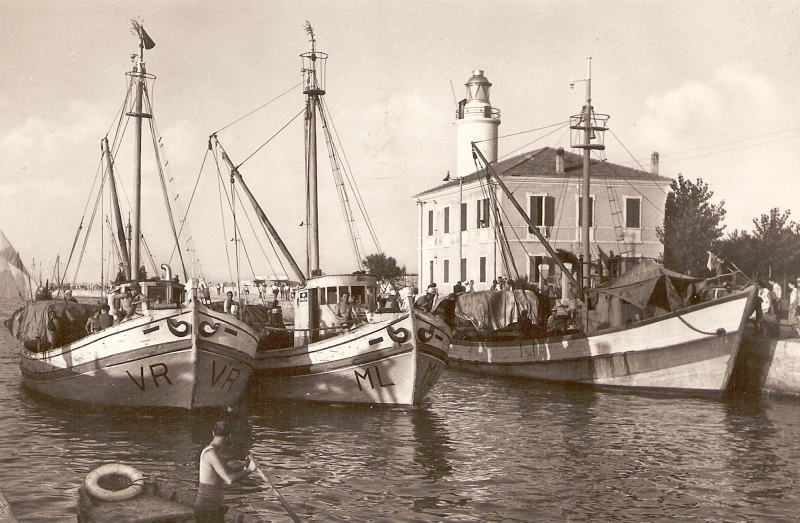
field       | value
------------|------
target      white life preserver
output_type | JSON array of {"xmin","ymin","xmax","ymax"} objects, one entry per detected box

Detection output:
[{"xmin": 83, "ymin": 463, "xmax": 145, "ymax": 502}]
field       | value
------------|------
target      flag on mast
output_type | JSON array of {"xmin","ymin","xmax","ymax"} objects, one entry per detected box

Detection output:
[
  {"xmin": 129, "ymin": 19, "xmax": 156, "ymax": 50},
  {"xmin": 706, "ymin": 251, "xmax": 723, "ymax": 275}
]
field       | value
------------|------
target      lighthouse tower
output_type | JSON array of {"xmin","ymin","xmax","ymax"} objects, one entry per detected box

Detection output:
[{"xmin": 455, "ymin": 70, "xmax": 501, "ymax": 178}]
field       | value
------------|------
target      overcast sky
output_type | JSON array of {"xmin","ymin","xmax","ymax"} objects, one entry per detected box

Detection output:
[{"xmin": 1, "ymin": 1, "xmax": 798, "ymax": 284}]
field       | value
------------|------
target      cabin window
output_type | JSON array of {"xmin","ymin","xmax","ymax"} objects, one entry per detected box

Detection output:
[
  {"xmin": 477, "ymin": 198, "xmax": 490, "ymax": 228},
  {"xmin": 461, "ymin": 202, "xmax": 467, "ymax": 231},
  {"xmin": 461, "ymin": 258, "xmax": 467, "ymax": 282},
  {"xmin": 350, "ymin": 286, "xmax": 365, "ymax": 305},
  {"xmin": 625, "ymin": 197, "xmax": 641, "ymax": 228},
  {"xmin": 480, "ymin": 256, "xmax": 487, "ymax": 282},
  {"xmin": 326, "ymin": 287, "xmax": 338, "ymax": 305},
  {"xmin": 443, "ymin": 259, "xmax": 450, "ymax": 283},
  {"xmin": 444, "ymin": 207, "xmax": 450, "ymax": 233},
  {"xmin": 428, "ymin": 209, "xmax": 434, "ymax": 236},
  {"xmin": 577, "ymin": 196, "xmax": 595, "ymax": 227}
]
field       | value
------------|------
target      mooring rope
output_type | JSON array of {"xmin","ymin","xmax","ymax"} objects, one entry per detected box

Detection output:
[{"xmin": 676, "ymin": 314, "xmax": 726, "ymax": 337}]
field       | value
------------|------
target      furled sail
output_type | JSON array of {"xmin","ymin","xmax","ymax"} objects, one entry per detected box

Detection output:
[{"xmin": 0, "ymin": 230, "xmax": 36, "ymax": 301}]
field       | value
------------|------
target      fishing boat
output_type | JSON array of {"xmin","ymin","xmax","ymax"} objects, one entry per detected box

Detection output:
[
  {"xmin": 210, "ymin": 24, "xmax": 450, "ymax": 406},
  {"xmin": 7, "ymin": 22, "xmax": 258, "ymax": 409},
  {"xmin": 441, "ymin": 62, "xmax": 756, "ymax": 395},
  {"xmin": 77, "ymin": 463, "xmax": 263, "ymax": 523}
]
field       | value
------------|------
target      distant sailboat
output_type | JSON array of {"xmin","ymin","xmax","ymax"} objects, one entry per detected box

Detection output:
[{"xmin": 6, "ymin": 22, "xmax": 258, "ymax": 409}]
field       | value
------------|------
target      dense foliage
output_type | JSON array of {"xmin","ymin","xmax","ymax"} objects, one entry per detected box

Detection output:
[
  {"xmin": 717, "ymin": 208, "xmax": 800, "ymax": 282},
  {"xmin": 362, "ymin": 253, "xmax": 406, "ymax": 283},
  {"xmin": 657, "ymin": 175, "xmax": 726, "ymax": 276}
]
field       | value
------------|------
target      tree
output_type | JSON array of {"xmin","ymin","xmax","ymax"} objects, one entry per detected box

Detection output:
[
  {"xmin": 362, "ymin": 253, "xmax": 406, "ymax": 283},
  {"xmin": 657, "ymin": 174, "xmax": 726, "ymax": 276},
  {"xmin": 718, "ymin": 208, "xmax": 800, "ymax": 282}
]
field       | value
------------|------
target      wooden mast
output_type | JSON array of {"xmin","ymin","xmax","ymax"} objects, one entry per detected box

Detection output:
[
  {"xmin": 130, "ymin": 33, "xmax": 146, "ymax": 282},
  {"xmin": 213, "ymin": 137, "xmax": 307, "ymax": 286},
  {"xmin": 302, "ymin": 23, "xmax": 325, "ymax": 277},
  {"xmin": 102, "ymin": 137, "xmax": 130, "ymax": 279}
]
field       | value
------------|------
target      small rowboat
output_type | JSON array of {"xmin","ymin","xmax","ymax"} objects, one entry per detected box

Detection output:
[{"xmin": 77, "ymin": 463, "xmax": 263, "ymax": 523}]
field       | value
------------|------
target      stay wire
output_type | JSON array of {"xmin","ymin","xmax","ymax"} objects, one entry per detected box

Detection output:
[{"xmin": 212, "ymin": 82, "xmax": 303, "ymax": 136}]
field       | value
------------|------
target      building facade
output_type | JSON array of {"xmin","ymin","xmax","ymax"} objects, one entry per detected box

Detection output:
[{"xmin": 414, "ymin": 70, "xmax": 672, "ymax": 293}]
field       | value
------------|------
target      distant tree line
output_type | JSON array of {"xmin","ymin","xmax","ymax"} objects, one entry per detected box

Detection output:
[{"xmin": 659, "ymin": 174, "xmax": 800, "ymax": 284}]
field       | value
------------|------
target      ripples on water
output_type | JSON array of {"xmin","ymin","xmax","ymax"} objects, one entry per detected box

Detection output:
[{"xmin": 0, "ymin": 300, "xmax": 798, "ymax": 522}]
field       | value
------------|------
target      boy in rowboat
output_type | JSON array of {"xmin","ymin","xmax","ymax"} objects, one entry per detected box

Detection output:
[{"xmin": 195, "ymin": 419, "xmax": 258, "ymax": 523}]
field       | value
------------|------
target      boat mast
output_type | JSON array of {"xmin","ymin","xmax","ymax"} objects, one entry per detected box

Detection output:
[
  {"xmin": 213, "ymin": 137, "xmax": 308, "ymax": 286},
  {"xmin": 130, "ymin": 37, "xmax": 145, "ymax": 282},
  {"xmin": 580, "ymin": 60, "xmax": 592, "ymax": 299},
  {"xmin": 102, "ymin": 137, "xmax": 130, "ymax": 279},
  {"xmin": 302, "ymin": 22, "xmax": 326, "ymax": 277},
  {"xmin": 569, "ymin": 58, "xmax": 608, "ymax": 320}
]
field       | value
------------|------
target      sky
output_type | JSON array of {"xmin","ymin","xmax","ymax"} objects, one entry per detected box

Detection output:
[{"xmin": 1, "ymin": 1, "xmax": 799, "ymax": 285}]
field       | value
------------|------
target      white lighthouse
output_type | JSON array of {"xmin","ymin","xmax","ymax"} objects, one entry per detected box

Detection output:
[{"xmin": 455, "ymin": 70, "xmax": 501, "ymax": 178}]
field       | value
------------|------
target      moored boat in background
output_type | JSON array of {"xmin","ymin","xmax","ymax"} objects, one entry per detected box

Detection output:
[{"xmin": 445, "ymin": 61, "xmax": 756, "ymax": 395}]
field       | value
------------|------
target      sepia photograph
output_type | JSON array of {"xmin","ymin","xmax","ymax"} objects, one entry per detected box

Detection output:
[{"xmin": 0, "ymin": 1, "xmax": 799, "ymax": 521}]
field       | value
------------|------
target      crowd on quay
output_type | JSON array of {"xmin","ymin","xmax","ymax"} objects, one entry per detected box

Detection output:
[{"xmin": 756, "ymin": 277, "xmax": 800, "ymax": 337}]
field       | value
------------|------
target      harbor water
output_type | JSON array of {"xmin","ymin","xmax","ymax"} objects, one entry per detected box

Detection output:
[{"xmin": 0, "ymin": 299, "xmax": 799, "ymax": 522}]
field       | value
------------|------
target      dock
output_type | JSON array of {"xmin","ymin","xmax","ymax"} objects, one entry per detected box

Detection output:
[{"xmin": 0, "ymin": 487, "xmax": 19, "ymax": 523}]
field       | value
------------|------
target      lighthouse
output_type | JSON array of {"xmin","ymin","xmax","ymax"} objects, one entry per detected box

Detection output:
[{"xmin": 455, "ymin": 70, "xmax": 501, "ymax": 178}]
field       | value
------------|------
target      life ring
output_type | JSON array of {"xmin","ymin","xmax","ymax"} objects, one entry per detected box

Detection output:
[{"xmin": 83, "ymin": 463, "xmax": 145, "ymax": 502}]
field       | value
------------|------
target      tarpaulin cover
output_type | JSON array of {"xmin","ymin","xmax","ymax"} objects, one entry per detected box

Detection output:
[
  {"xmin": 592, "ymin": 259, "xmax": 706, "ymax": 311},
  {"xmin": 7, "ymin": 300, "xmax": 97, "ymax": 347},
  {"xmin": 454, "ymin": 290, "xmax": 538, "ymax": 332}
]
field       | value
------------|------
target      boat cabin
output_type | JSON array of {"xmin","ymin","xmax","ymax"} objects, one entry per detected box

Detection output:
[{"xmin": 293, "ymin": 273, "xmax": 379, "ymax": 345}]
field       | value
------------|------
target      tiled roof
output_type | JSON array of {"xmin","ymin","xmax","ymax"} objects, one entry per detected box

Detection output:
[{"xmin": 414, "ymin": 146, "xmax": 672, "ymax": 198}]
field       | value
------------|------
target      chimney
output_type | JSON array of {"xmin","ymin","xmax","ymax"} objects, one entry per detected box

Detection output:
[
  {"xmin": 651, "ymin": 151, "xmax": 659, "ymax": 176},
  {"xmin": 556, "ymin": 147, "xmax": 565, "ymax": 175}
]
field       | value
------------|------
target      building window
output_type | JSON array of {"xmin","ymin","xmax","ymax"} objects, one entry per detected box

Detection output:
[
  {"xmin": 443, "ymin": 259, "xmax": 450, "ymax": 283},
  {"xmin": 529, "ymin": 195, "xmax": 556, "ymax": 232},
  {"xmin": 625, "ymin": 197, "xmax": 641, "ymax": 228},
  {"xmin": 477, "ymin": 198, "xmax": 490, "ymax": 228},
  {"xmin": 479, "ymin": 256, "xmax": 487, "ymax": 282},
  {"xmin": 429, "ymin": 260, "xmax": 434, "ymax": 284},
  {"xmin": 461, "ymin": 202, "xmax": 467, "ymax": 231},
  {"xmin": 444, "ymin": 207, "xmax": 450, "ymax": 234},
  {"xmin": 577, "ymin": 196, "xmax": 595, "ymax": 227},
  {"xmin": 428, "ymin": 209, "xmax": 434, "ymax": 236},
  {"xmin": 461, "ymin": 258, "xmax": 467, "ymax": 282}
]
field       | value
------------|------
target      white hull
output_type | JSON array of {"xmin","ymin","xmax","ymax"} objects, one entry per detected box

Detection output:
[
  {"xmin": 252, "ymin": 311, "xmax": 451, "ymax": 405},
  {"xmin": 20, "ymin": 302, "xmax": 258, "ymax": 409},
  {"xmin": 449, "ymin": 288, "xmax": 756, "ymax": 394}
]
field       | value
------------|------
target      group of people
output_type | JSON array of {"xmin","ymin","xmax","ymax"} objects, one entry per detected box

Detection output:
[{"xmin": 755, "ymin": 277, "xmax": 800, "ymax": 337}]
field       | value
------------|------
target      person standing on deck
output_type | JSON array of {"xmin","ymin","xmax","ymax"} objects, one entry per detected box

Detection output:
[{"xmin": 194, "ymin": 419, "xmax": 258, "ymax": 523}]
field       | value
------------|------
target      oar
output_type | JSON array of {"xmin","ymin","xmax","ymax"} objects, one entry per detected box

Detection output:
[{"xmin": 250, "ymin": 456, "xmax": 303, "ymax": 523}]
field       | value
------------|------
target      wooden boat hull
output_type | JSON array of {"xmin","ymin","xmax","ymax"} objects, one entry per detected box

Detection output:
[
  {"xmin": 20, "ymin": 303, "xmax": 258, "ymax": 409},
  {"xmin": 449, "ymin": 288, "xmax": 756, "ymax": 394},
  {"xmin": 251, "ymin": 311, "xmax": 450, "ymax": 405}
]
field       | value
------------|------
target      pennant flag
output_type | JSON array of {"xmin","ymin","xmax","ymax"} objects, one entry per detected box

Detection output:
[
  {"xmin": 141, "ymin": 27, "xmax": 156, "ymax": 50},
  {"xmin": 129, "ymin": 19, "xmax": 156, "ymax": 50}
]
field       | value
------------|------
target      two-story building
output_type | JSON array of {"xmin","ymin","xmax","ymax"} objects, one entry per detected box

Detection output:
[{"xmin": 414, "ymin": 70, "xmax": 672, "ymax": 293}]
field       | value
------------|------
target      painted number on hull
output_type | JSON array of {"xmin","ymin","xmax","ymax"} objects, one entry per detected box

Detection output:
[
  {"xmin": 355, "ymin": 366, "xmax": 395, "ymax": 391},
  {"xmin": 127, "ymin": 363, "xmax": 172, "ymax": 391},
  {"xmin": 420, "ymin": 361, "xmax": 442, "ymax": 388},
  {"xmin": 211, "ymin": 362, "xmax": 240, "ymax": 392},
  {"xmin": 125, "ymin": 362, "xmax": 240, "ymax": 392}
]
